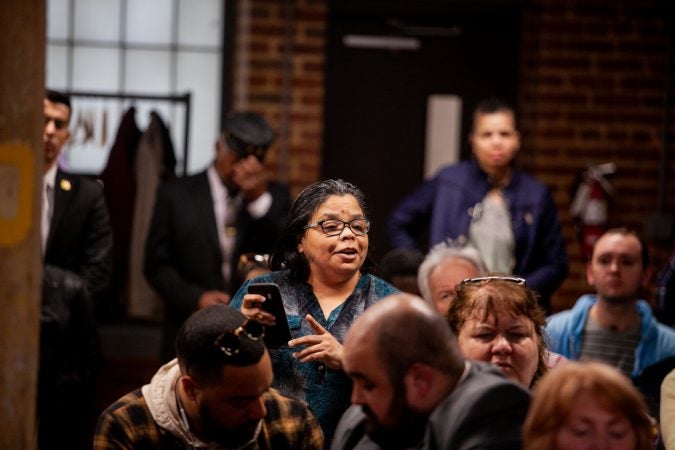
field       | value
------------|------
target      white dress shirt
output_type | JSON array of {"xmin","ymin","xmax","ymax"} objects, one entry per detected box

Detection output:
[
  {"xmin": 206, "ymin": 165, "xmax": 272, "ymax": 281},
  {"xmin": 42, "ymin": 163, "xmax": 58, "ymax": 254}
]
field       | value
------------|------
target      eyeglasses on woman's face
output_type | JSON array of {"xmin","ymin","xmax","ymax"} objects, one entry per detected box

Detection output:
[{"xmin": 303, "ymin": 218, "xmax": 370, "ymax": 237}]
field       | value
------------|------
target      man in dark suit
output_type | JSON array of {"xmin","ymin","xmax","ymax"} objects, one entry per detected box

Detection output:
[
  {"xmin": 42, "ymin": 89, "xmax": 113, "ymax": 303},
  {"xmin": 40, "ymin": 89, "xmax": 112, "ymax": 450},
  {"xmin": 144, "ymin": 111, "xmax": 291, "ymax": 362},
  {"xmin": 332, "ymin": 293, "xmax": 531, "ymax": 450}
]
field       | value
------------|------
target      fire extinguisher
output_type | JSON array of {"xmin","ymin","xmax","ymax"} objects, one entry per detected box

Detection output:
[{"xmin": 570, "ymin": 163, "xmax": 615, "ymax": 260}]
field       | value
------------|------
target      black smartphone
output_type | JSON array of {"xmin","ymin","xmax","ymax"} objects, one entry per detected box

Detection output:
[{"xmin": 247, "ymin": 283, "xmax": 291, "ymax": 348}]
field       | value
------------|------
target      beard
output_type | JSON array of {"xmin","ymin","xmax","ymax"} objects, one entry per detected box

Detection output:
[
  {"xmin": 362, "ymin": 385, "xmax": 429, "ymax": 450},
  {"xmin": 198, "ymin": 401, "xmax": 261, "ymax": 448},
  {"xmin": 600, "ymin": 291, "xmax": 636, "ymax": 305}
]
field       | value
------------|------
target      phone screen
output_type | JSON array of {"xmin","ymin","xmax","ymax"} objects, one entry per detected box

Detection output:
[{"xmin": 247, "ymin": 283, "xmax": 292, "ymax": 347}]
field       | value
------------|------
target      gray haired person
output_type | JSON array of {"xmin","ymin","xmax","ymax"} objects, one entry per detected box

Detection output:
[{"xmin": 417, "ymin": 241, "xmax": 487, "ymax": 315}]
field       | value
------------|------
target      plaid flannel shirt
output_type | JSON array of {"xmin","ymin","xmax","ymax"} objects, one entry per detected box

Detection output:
[{"xmin": 94, "ymin": 388, "xmax": 324, "ymax": 449}]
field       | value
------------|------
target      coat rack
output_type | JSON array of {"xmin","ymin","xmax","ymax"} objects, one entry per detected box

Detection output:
[{"xmin": 64, "ymin": 90, "xmax": 191, "ymax": 176}]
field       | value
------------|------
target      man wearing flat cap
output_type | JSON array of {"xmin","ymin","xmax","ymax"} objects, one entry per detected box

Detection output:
[{"xmin": 145, "ymin": 111, "xmax": 291, "ymax": 362}]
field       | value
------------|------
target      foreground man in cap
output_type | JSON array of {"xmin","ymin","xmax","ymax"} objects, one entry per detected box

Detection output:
[
  {"xmin": 145, "ymin": 111, "xmax": 291, "ymax": 362},
  {"xmin": 94, "ymin": 305, "xmax": 323, "ymax": 449},
  {"xmin": 332, "ymin": 293, "xmax": 530, "ymax": 450}
]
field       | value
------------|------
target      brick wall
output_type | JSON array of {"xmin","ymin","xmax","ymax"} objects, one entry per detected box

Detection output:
[
  {"xmin": 232, "ymin": 0, "xmax": 326, "ymax": 197},
  {"xmin": 231, "ymin": 0, "xmax": 673, "ymax": 311},
  {"xmin": 519, "ymin": 0, "xmax": 674, "ymax": 311}
]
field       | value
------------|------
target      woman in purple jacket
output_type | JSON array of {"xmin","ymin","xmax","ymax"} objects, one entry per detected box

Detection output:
[{"xmin": 386, "ymin": 98, "xmax": 567, "ymax": 312}]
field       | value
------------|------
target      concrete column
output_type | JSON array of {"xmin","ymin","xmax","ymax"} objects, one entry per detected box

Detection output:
[{"xmin": 0, "ymin": 0, "xmax": 45, "ymax": 448}]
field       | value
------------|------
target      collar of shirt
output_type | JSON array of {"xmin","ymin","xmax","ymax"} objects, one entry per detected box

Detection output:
[
  {"xmin": 44, "ymin": 162, "xmax": 58, "ymax": 189},
  {"xmin": 207, "ymin": 165, "xmax": 272, "ymax": 220},
  {"xmin": 207, "ymin": 164, "xmax": 229, "ymax": 203}
]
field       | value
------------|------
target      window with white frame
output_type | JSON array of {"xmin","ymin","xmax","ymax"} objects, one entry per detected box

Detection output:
[{"xmin": 46, "ymin": 0, "xmax": 223, "ymax": 174}]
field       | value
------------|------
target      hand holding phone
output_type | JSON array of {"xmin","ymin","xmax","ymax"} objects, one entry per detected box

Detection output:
[{"xmin": 247, "ymin": 283, "xmax": 291, "ymax": 347}]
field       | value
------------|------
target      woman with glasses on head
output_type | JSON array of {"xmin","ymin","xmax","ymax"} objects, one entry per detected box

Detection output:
[
  {"xmin": 448, "ymin": 276, "xmax": 564, "ymax": 388},
  {"xmin": 229, "ymin": 179, "xmax": 398, "ymax": 448}
]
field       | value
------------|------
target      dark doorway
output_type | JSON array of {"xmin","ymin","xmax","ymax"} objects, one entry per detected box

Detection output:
[{"xmin": 323, "ymin": 1, "xmax": 523, "ymax": 261}]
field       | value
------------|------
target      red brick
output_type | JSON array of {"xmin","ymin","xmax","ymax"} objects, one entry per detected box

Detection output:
[
  {"xmin": 570, "ymin": 75, "xmax": 618, "ymax": 90},
  {"xmin": 232, "ymin": 0, "xmax": 674, "ymax": 311},
  {"xmin": 595, "ymin": 58, "xmax": 645, "ymax": 72},
  {"xmin": 572, "ymin": 3, "xmax": 618, "ymax": 17},
  {"xmin": 295, "ymin": 9, "xmax": 326, "ymax": 21},
  {"xmin": 250, "ymin": 24, "xmax": 286, "ymax": 36},
  {"xmin": 249, "ymin": 92, "xmax": 283, "ymax": 103},
  {"xmin": 539, "ymin": 55, "xmax": 592, "ymax": 70}
]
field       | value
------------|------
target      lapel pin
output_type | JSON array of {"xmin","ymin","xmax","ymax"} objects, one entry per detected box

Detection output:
[{"xmin": 60, "ymin": 179, "xmax": 72, "ymax": 191}]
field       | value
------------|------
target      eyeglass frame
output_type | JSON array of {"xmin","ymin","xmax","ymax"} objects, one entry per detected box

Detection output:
[
  {"xmin": 213, "ymin": 319, "xmax": 265, "ymax": 357},
  {"xmin": 303, "ymin": 218, "xmax": 371, "ymax": 237},
  {"xmin": 458, "ymin": 276, "xmax": 526, "ymax": 290}
]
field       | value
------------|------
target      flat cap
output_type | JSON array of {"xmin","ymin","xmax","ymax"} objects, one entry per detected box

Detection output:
[{"xmin": 223, "ymin": 111, "xmax": 275, "ymax": 161}]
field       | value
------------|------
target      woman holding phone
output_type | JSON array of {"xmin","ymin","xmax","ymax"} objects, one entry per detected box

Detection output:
[{"xmin": 230, "ymin": 179, "xmax": 398, "ymax": 447}]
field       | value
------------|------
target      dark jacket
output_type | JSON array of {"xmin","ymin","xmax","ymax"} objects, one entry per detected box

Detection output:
[
  {"xmin": 99, "ymin": 107, "xmax": 142, "ymax": 319},
  {"xmin": 331, "ymin": 362, "xmax": 531, "ymax": 450},
  {"xmin": 144, "ymin": 170, "xmax": 291, "ymax": 360},
  {"xmin": 386, "ymin": 160, "xmax": 568, "ymax": 310},
  {"xmin": 39, "ymin": 265, "xmax": 101, "ymax": 450},
  {"xmin": 44, "ymin": 169, "xmax": 113, "ymax": 303}
]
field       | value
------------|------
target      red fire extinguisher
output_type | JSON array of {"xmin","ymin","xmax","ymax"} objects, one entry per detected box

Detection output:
[{"xmin": 570, "ymin": 163, "xmax": 615, "ymax": 260}]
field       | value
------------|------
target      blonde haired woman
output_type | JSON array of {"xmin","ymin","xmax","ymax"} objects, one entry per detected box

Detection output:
[{"xmin": 524, "ymin": 361, "xmax": 657, "ymax": 450}]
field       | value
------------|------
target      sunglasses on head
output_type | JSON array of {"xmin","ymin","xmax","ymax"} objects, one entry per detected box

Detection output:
[
  {"xmin": 457, "ymin": 276, "xmax": 526, "ymax": 292},
  {"xmin": 213, "ymin": 319, "xmax": 265, "ymax": 357}
]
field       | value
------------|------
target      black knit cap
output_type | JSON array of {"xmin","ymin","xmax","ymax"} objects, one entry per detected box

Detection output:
[
  {"xmin": 175, "ymin": 305, "xmax": 265, "ymax": 379},
  {"xmin": 223, "ymin": 111, "xmax": 275, "ymax": 161}
]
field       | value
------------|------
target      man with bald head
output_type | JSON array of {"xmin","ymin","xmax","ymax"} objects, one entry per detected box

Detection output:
[{"xmin": 332, "ymin": 294, "xmax": 531, "ymax": 450}]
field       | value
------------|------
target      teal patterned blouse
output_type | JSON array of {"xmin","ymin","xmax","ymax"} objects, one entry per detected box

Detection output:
[{"xmin": 230, "ymin": 270, "xmax": 398, "ymax": 448}]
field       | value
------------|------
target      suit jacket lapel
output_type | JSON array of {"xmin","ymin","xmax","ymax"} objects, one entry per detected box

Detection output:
[
  {"xmin": 193, "ymin": 172, "xmax": 221, "ymax": 253},
  {"xmin": 47, "ymin": 169, "xmax": 72, "ymax": 251}
]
